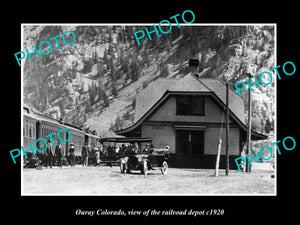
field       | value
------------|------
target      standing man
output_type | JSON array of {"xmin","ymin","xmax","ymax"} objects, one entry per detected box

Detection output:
[
  {"xmin": 69, "ymin": 143, "xmax": 75, "ymax": 167},
  {"xmin": 55, "ymin": 141, "xmax": 63, "ymax": 167},
  {"xmin": 93, "ymin": 144, "xmax": 99, "ymax": 166},
  {"xmin": 95, "ymin": 148, "xmax": 100, "ymax": 167},
  {"xmin": 81, "ymin": 142, "xmax": 89, "ymax": 167},
  {"xmin": 46, "ymin": 138, "xmax": 54, "ymax": 168}
]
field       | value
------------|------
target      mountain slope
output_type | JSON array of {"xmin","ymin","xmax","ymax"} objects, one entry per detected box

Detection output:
[{"xmin": 23, "ymin": 25, "xmax": 275, "ymax": 137}]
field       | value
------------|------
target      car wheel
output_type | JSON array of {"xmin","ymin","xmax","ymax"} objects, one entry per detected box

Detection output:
[
  {"xmin": 161, "ymin": 161, "xmax": 168, "ymax": 175},
  {"xmin": 141, "ymin": 160, "xmax": 148, "ymax": 175}
]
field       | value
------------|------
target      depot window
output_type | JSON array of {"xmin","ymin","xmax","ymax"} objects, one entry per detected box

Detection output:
[{"xmin": 176, "ymin": 95, "xmax": 205, "ymax": 116}]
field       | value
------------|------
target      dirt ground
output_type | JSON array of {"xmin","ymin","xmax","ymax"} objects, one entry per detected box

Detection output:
[{"xmin": 22, "ymin": 163, "xmax": 275, "ymax": 195}]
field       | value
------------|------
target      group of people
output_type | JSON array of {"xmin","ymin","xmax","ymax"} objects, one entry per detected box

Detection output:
[
  {"xmin": 44, "ymin": 138, "xmax": 64, "ymax": 168},
  {"xmin": 120, "ymin": 143, "xmax": 154, "ymax": 157},
  {"xmin": 43, "ymin": 139, "xmax": 101, "ymax": 168},
  {"xmin": 81, "ymin": 142, "xmax": 101, "ymax": 167},
  {"xmin": 42, "ymin": 139, "xmax": 162, "ymax": 168}
]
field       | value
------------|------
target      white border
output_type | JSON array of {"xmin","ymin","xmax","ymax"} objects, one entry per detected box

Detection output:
[{"xmin": 21, "ymin": 23, "xmax": 277, "ymax": 196}]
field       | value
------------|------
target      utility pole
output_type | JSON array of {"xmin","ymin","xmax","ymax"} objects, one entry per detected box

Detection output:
[
  {"xmin": 246, "ymin": 73, "xmax": 252, "ymax": 173},
  {"xmin": 225, "ymin": 82, "xmax": 229, "ymax": 176},
  {"xmin": 215, "ymin": 138, "xmax": 222, "ymax": 177}
]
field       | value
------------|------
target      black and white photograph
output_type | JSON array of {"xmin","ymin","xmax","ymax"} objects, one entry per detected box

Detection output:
[
  {"xmin": 21, "ymin": 24, "xmax": 276, "ymax": 195},
  {"xmin": 4, "ymin": 5, "xmax": 298, "ymax": 224}
]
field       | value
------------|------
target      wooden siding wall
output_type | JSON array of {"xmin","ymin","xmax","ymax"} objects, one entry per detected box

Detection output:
[
  {"xmin": 142, "ymin": 125, "xmax": 240, "ymax": 156},
  {"xmin": 204, "ymin": 127, "xmax": 240, "ymax": 155},
  {"xmin": 142, "ymin": 95, "xmax": 239, "ymax": 155},
  {"xmin": 142, "ymin": 124, "xmax": 176, "ymax": 153},
  {"xmin": 148, "ymin": 96, "xmax": 233, "ymax": 123}
]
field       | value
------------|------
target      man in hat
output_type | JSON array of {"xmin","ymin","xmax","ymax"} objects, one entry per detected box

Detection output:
[
  {"xmin": 69, "ymin": 143, "xmax": 75, "ymax": 167},
  {"xmin": 45, "ymin": 138, "xmax": 54, "ymax": 168},
  {"xmin": 55, "ymin": 141, "xmax": 63, "ymax": 167},
  {"xmin": 95, "ymin": 148, "xmax": 100, "ymax": 167},
  {"xmin": 81, "ymin": 142, "xmax": 89, "ymax": 167}
]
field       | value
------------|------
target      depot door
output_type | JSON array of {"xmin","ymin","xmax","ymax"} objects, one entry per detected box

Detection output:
[{"xmin": 175, "ymin": 130, "xmax": 204, "ymax": 155}]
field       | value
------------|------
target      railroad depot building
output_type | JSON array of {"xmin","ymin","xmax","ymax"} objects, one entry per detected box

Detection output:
[{"xmin": 116, "ymin": 73, "xmax": 267, "ymax": 169}]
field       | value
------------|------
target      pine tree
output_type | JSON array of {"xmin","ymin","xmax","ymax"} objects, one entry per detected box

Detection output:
[
  {"xmin": 108, "ymin": 43, "xmax": 114, "ymax": 59},
  {"xmin": 120, "ymin": 51, "xmax": 129, "ymax": 73},
  {"xmin": 119, "ymin": 46, "xmax": 125, "ymax": 65},
  {"xmin": 108, "ymin": 57, "xmax": 116, "ymax": 81},
  {"xmin": 95, "ymin": 62, "xmax": 103, "ymax": 79},
  {"xmin": 141, "ymin": 48, "xmax": 149, "ymax": 66},
  {"xmin": 117, "ymin": 29, "xmax": 125, "ymax": 43},
  {"xmin": 102, "ymin": 91, "xmax": 109, "ymax": 107},
  {"xmin": 108, "ymin": 27, "xmax": 113, "ymax": 43},
  {"xmin": 130, "ymin": 60, "xmax": 139, "ymax": 81},
  {"xmin": 93, "ymin": 50, "xmax": 98, "ymax": 63},
  {"xmin": 159, "ymin": 62, "xmax": 169, "ymax": 77},
  {"xmin": 111, "ymin": 83, "xmax": 118, "ymax": 97},
  {"xmin": 103, "ymin": 49, "xmax": 108, "ymax": 65},
  {"xmin": 112, "ymin": 115, "xmax": 123, "ymax": 131},
  {"xmin": 88, "ymin": 83, "xmax": 95, "ymax": 105},
  {"xmin": 265, "ymin": 118, "xmax": 273, "ymax": 133}
]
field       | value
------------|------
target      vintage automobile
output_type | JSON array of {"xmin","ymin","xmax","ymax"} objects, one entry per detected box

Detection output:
[
  {"xmin": 98, "ymin": 137, "xmax": 153, "ymax": 166},
  {"xmin": 99, "ymin": 137, "xmax": 170, "ymax": 174},
  {"xmin": 119, "ymin": 147, "xmax": 170, "ymax": 175}
]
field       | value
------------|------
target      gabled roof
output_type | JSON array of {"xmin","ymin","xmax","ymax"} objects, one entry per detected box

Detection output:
[
  {"xmin": 169, "ymin": 74, "xmax": 211, "ymax": 92},
  {"xmin": 117, "ymin": 73, "xmax": 267, "ymax": 140},
  {"xmin": 199, "ymin": 78, "xmax": 245, "ymax": 124},
  {"xmin": 134, "ymin": 78, "xmax": 178, "ymax": 123}
]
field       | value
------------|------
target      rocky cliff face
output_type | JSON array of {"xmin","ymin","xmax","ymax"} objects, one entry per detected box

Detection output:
[{"xmin": 23, "ymin": 25, "xmax": 275, "ymax": 137}]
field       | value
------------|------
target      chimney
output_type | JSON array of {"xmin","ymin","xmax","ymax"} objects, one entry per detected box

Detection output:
[{"xmin": 188, "ymin": 58, "xmax": 199, "ymax": 75}]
